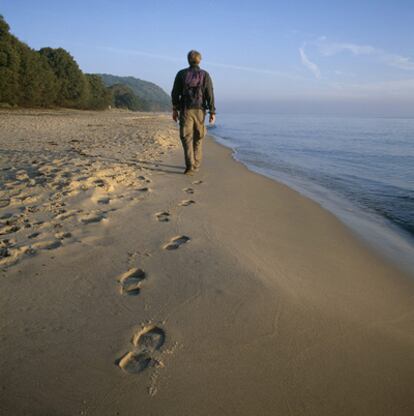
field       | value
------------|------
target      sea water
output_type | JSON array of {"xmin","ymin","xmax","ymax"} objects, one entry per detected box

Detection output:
[{"xmin": 211, "ymin": 113, "xmax": 414, "ymax": 275}]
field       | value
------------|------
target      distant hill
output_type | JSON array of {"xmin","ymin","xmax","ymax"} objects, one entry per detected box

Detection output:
[
  {"xmin": 108, "ymin": 84, "xmax": 146, "ymax": 111},
  {"xmin": 97, "ymin": 74, "xmax": 171, "ymax": 111}
]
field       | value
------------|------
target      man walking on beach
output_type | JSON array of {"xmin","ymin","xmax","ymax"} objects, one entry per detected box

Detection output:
[{"xmin": 171, "ymin": 50, "xmax": 216, "ymax": 175}]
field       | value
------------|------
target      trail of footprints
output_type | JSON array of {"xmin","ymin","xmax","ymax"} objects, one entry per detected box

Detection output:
[
  {"xmin": 115, "ymin": 178, "xmax": 204, "ymax": 388},
  {"xmin": 179, "ymin": 180, "xmax": 201, "ymax": 206}
]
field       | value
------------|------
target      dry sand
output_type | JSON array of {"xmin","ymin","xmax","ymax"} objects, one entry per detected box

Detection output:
[{"xmin": 0, "ymin": 109, "xmax": 413, "ymax": 415}]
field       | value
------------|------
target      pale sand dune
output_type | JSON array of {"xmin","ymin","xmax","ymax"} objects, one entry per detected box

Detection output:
[{"xmin": 0, "ymin": 109, "xmax": 413, "ymax": 415}]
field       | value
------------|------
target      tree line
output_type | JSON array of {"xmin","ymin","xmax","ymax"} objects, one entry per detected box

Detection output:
[{"xmin": 0, "ymin": 15, "xmax": 148, "ymax": 111}]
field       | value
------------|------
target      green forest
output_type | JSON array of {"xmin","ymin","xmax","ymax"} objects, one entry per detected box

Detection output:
[{"xmin": 0, "ymin": 15, "xmax": 170, "ymax": 111}]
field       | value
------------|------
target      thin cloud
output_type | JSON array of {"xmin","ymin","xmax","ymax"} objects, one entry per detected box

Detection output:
[
  {"xmin": 99, "ymin": 46, "xmax": 182, "ymax": 63},
  {"xmin": 318, "ymin": 42, "xmax": 376, "ymax": 56},
  {"xmin": 206, "ymin": 61, "xmax": 299, "ymax": 78},
  {"xmin": 99, "ymin": 46, "xmax": 300, "ymax": 79},
  {"xmin": 299, "ymin": 46, "xmax": 321, "ymax": 79},
  {"xmin": 382, "ymin": 54, "xmax": 414, "ymax": 70},
  {"xmin": 314, "ymin": 38, "xmax": 414, "ymax": 71}
]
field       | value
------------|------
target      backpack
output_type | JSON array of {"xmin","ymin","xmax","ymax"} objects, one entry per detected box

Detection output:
[{"xmin": 182, "ymin": 69, "xmax": 206, "ymax": 109}]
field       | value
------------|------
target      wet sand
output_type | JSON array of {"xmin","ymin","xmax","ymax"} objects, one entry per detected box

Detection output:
[{"xmin": 1, "ymin": 109, "xmax": 413, "ymax": 415}]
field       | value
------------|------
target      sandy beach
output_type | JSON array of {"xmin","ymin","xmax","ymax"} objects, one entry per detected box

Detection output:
[{"xmin": 1, "ymin": 109, "xmax": 413, "ymax": 415}]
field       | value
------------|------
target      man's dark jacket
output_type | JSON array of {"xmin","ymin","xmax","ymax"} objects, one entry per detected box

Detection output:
[{"xmin": 171, "ymin": 64, "xmax": 216, "ymax": 114}]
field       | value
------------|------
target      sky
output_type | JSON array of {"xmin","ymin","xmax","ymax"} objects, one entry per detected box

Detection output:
[{"xmin": 2, "ymin": 0, "xmax": 414, "ymax": 116}]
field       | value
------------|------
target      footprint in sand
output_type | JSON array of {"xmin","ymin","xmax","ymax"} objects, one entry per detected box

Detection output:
[
  {"xmin": 31, "ymin": 240, "xmax": 62, "ymax": 250},
  {"xmin": 97, "ymin": 197, "xmax": 110, "ymax": 205},
  {"xmin": 192, "ymin": 180, "xmax": 203, "ymax": 185},
  {"xmin": 133, "ymin": 325, "xmax": 166, "ymax": 352},
  {"xmin": 55, "ymin": 209, "xmax": 82, "ymax": 221},
  {"xmin": 118, "ymin": 325, "xmax": 166, "ymax": 374},
  {"xmin": 55, "ymin": 231, "xmax": 72, "ymax": 240},
  {"xmin": 79, "ymin": 212, "xmax": 106, "ymax": 224},
  {"xmin": 179, "ymin": 200, "xmax": 195, "ymax": 207},
  {"xmin": 0, "ymin": 239, "xmax": 23, "ymax": 267},
  {"xmin": 163, "ymin": 236, "xmax": 190, "ymax": 250},
  {"xmin": 183, "ymin": 187, "xmax": 194, "ymax": 194},
  {"xmin": 118, "ymin": 352, "xmax": 155, "ymax": 374},
  {"xmin": 117, "ymin": 268, "xmax": 146, "ymax": 296},
  {"xmin": 0, "ymin": 224, "xmax": 20, "ymax": 236},
  {"xmin": 138, "ymin": 175, "xmax": 152, "ymax": 183},
  {"xmin": 28, "ymin": 231, "xmax": 40, "ymax": 239},
  {"xmin": 0, "ymin": 199, "xmax": 10, "ymax": 208},
  {"xmin": 155, "ymin": 211, "xmax": 171, "ymax": 222},
  {"xmin": 93, "ymin": 179, "xmax": 105, "ymax": 187},
  {"xmin": 0, "ymin": 213, "xmax": 13, "ymax": 220}
]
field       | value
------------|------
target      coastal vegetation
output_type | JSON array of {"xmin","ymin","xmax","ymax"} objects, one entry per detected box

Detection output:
[
  {"xmin": 108, "ymin": 84, "xmax": 146, "ymax": 111},
  {"xmin": 0, "ymin": 15, "xmax": 170, "ymax": 111}
]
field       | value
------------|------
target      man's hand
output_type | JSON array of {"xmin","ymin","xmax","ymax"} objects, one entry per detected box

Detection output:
[
  {"xmin": 172, "ymin": 109, "xmax": 179, "ymax": 123},
  {"xmin": 209, "ymin": 113, "xmax": 216, "ymax": 125}
]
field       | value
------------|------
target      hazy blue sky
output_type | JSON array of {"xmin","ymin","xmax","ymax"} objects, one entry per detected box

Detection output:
[{"xmin": 2, "ymin": 0, "xmax": 414, "ymax": 115}]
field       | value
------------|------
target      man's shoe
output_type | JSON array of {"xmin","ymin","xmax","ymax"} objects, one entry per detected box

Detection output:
[{"xmin": 184, "ymin": 168, "xmax": 194, "ymax": 176}]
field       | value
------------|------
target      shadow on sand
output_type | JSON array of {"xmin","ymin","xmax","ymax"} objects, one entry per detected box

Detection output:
[{"xmin": 135, "ymin": 160, "xmax": 185, "ymax": 175}]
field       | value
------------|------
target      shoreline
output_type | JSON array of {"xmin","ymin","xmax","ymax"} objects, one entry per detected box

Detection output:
[
  {"xmin": 203, "ymin": 134, "xmax": 414, "ymax": 284},
  {"xmin": 1, "ymin": 110, "xmax": 413, "ymax": 415},
  {"xmin": 210, "ymin": 130, "xmax": 414, "ymax": 277}
]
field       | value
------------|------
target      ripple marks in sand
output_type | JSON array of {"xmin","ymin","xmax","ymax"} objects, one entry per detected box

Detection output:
[
  {"xmin": 163, "ymin": 235, "xmax": 190, "ymax": 250},
  {"xmin": 117, "ymin": 268, "xmax": 146, "ymax": 296},
  {"xmin": 79, "ymin": 212, "xmax": 106, "ymax": 224}
]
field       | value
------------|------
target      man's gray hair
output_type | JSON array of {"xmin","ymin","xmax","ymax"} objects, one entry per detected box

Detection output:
[{"xmin": 187, "ymin": 50, "xmax": 202, "ymax": 65}]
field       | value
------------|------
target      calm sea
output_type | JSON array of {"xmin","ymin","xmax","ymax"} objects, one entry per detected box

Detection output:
[{"xmin": 210, "ymin": 113, "xmax": 414, "ymax": 275}]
